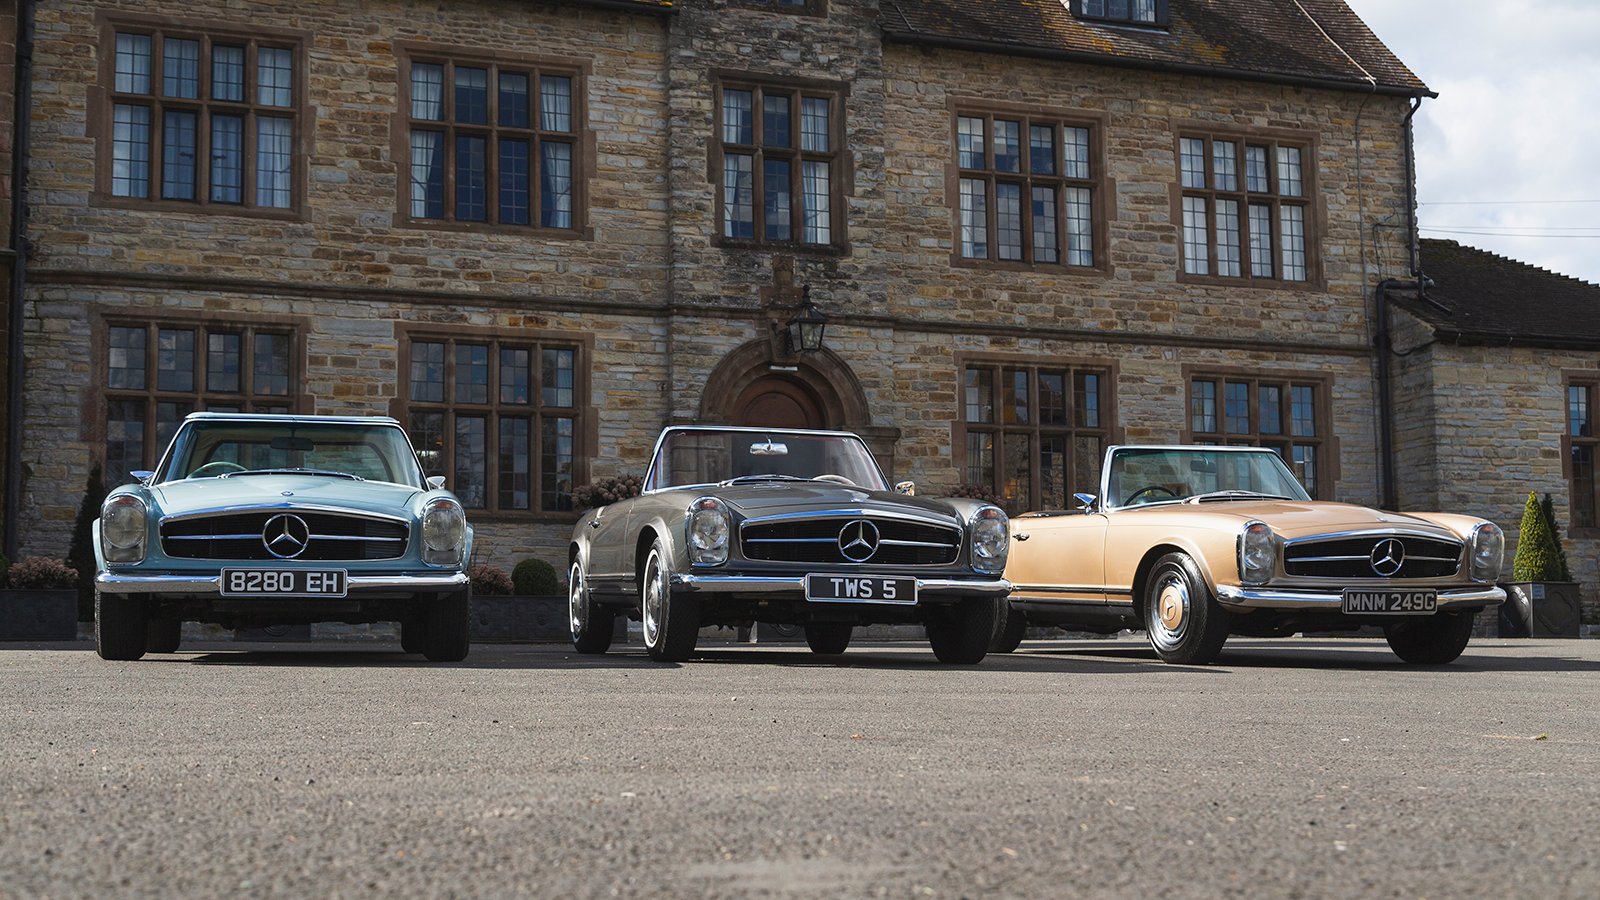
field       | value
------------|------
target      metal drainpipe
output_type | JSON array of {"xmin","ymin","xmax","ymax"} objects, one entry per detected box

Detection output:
[
  {"xmin": 1374, "ymin": 98, "xmax": 1426, "ymax": 513},
  {"xmin": 4, "ymin": 0, "xmax": 35, "ymax": 560}
]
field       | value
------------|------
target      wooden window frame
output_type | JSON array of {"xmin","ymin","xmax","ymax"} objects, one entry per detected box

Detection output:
[
  {"xmin": 948, "ymin": 100, "xmax": 1112, "ymax": 274},
  {"xmin": 1180, "ymin": 367, "xmax": 1337, "ymax": 499},
  {"xmin": 1068, "ymin": 0, "xmax": 1170, "ymax": 27},
  {"xmin": 392, "ymin": 41, "xmax": 593, "ymax": 238},
  {"xmin": 91, "ymin": 308, "xmax": 308, "ymax": 486},
  {"xmin": 729, "ymin": 0, "xmax": 829, "ymax": 16},
  {"xmin": 951, "ymin": 353, "xmax": 1120, "ymax": 516},
  {"xmin": 88, "ymin": 12, "xmax": 312, "ymax": 218},
  {"xmin": 711, "ymin": 73, "xmax": 849, "ymax": 255},
  {"xmin": 1171, "ymin": 123, "xmax": 1323, "ymax": 290},
  {"xmin": 391, "ymin": 324, "xmax": 595, "ymax": 521},
  {"xmin": 1560, "ymin": 372, "xmax": 1600, "ymax": 534}
]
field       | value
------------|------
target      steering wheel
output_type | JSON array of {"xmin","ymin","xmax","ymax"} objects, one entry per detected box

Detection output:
[
  {"xmin": 1124, "ymin": 484, "xmax": 1179, "ymax": 506},
  {"xmin": 813, "ymin": 474, "xmax": 856, "ymax": 486},
  {"xmin": 188, "ymin": 460, "xmax": 247, "ymax": 479}
]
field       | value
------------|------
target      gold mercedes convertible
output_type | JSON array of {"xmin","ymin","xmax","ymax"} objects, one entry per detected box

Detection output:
[{"xmin": 998, "ymin": 445, "xmax": 1506, "ymax": 665}]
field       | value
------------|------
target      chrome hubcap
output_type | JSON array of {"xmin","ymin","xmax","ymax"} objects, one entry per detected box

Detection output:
[
  {"xmin": 1150, "ymin": 574, "xmax": 1190, "ymax": 651},
  {"xmin": 568, "ymin": 562, "xmax": 585, "ymax": 637},
  {"xmin": 642, "ymin": 551, "xmax": 664, "ymax": 647}
]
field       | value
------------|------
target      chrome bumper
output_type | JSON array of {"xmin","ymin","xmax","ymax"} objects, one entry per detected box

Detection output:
[
  {"xmin": 1214, "ymin": 584, "xmax": 1505, "ymax": 611},
  {"xmin": 95, "ymin": 572, "xmax": 470, "ymax": 595},
  {"xmin": 670, "ymin": 573, "xmax": 1012, "ymax": 599}
]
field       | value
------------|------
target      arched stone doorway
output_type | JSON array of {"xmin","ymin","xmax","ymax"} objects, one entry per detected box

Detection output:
[{"xmin": 699, "ymin": 339, "xmax": 901, "ymax": 476}]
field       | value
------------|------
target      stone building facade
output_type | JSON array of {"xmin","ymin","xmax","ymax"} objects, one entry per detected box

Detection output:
[{"xmin": 8, "ymin": 0, "xmax": 1449, "ymax": 587}]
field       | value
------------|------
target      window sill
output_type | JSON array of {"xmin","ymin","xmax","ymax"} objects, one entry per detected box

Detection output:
[
  {"xmin": 950, "ymin": 255, "xmax": 1110, "ymax": 277},
  {"xmin": 714, "ymin": 237, "xmax": 851, "ymax": 257},
  {"xmin": 397, "ymin": 217, "xmax": 592, "ymax": 240}
]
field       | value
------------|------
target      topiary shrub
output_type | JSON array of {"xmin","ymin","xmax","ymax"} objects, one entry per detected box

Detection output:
[
  {"xmin": 512, "ymin": 558, "xmax": 562, "ymax": 595},
  {"xmin": 571, "ymin": 474, "xmax": 643, "ymax": 512},
  {"xmin": 469, "ymin": 564, "xmax": 514, "ymax": 596},
  {"xmin": 1539, "ymin": 493, "xmax": 1572, "ymax": 581},
  {"xmin": 1512, "ymin": 491, "xmax": 1565, "ymax": 582},
  {"xmin": 944, "ymin": 482, "xmax": 1000, "ymax": 505},
  {"xmin": 66, "ymin": 465, "xmax": 108, "ymax": 622},
  {"xmin": 7, "ymin": 557, "xmax": 80, "ymax": 591}
]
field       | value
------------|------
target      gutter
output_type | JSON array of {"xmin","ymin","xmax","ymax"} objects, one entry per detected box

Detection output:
[
  {"xmin": 4, "ymin": 0, "xmax": 33, "ymax": 560},
  {"xmin": 557, "ymin": 0, "xmax": 676, "ymax": 16},
  {"xmin": 879, "ymin": 29, "xmax": 1436, "ymax": 99}
]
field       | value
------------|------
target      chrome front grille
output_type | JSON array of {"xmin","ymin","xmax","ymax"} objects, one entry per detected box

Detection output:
[
  {"xmin": 161, "ymin": 511, "xmax": 409, "ymax": 561},
  {"xmin": 740, "ymin": 517, "xmax": 961, "ymax": 566},
  {"xmin": 1283, "ymin": 535, "xmax": 1462, "ymax": 579}
]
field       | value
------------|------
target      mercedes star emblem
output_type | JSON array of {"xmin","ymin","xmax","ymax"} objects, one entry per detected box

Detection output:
[
  {"xmin": 837, "ymin": 519, "xmax": 880, "ymax": 562},
  {"xmin": 263, "ymin": 513, "xmax": 312, "ymax": 559},
  {"xmin": 1369, "ymin": 538, "xmax": 1405, "ymax": 577}
]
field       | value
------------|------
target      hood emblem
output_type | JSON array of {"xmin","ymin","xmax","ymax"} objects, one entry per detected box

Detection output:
[
  {"xmin": 263, "ymin": 514, "xmax": 312, "ymax": 559},
  {"xmin": 838, "ymin": 519, "xmax": 880, "ymax": 562},
  {"xmin": 1369, "ymin": 538, "xmax": 1405, "ymax": 577}
]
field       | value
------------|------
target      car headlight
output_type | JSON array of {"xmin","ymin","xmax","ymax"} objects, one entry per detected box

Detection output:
[
  {"xmin": 100, "ymin": 494, "xmax": 148, "ymax": 564},
  {"xmin": 1469, "ymin": 521, "xmax": 1504, "ymax": 583},
  {"xmin": 970, "ymin": 506, "xmax": 1009, "ymax": 574},
  {"xmin": 421, "ymin": 497, "xmax": 466, "ymax": 567},
  {"xmin": 686, "ymin": 497, "xmax": 730, "ymax": 566},
  {"xmin": 1238, "ymin": 521, "xmax": 1276, "ymax": 585}
]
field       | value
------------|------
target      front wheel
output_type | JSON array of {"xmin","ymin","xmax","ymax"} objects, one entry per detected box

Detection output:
[
  {"xmin": 570, "ymin": 558, "xmax": 615, "ymax": 654},
  {"xmin": 641, "ymin": 540, "xmax": 699, "ymax": 662},
  {"xmin": 1144, "ymin": 553, "xmax": 1229, "ymax": 665},
  {"xmin": 804, "ymin": 623, "xmax": 852, "ymax": 655},
  {"xmin": 95, "ymin": 591, "xmax": 148, "ymax": 661},
  {"xmin": 925, "ymin": 596, "xmax": 999, "ymax": 665},
  {"xmin": 989, "ymin": 602, "xmax": 1027, "ymax": 654},
  {"xmin": 422, "ymin": 586, "xmax": 472, "ymax": 662},
  {"xmin": 1385, "ymin": 612, "xmax": 1474, "ymax": 664}
]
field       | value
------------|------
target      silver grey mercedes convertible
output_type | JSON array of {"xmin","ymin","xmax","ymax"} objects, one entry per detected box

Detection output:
[{"xmin": 567, "ymin": 426, "xmax": 1013, "ymax": 663}]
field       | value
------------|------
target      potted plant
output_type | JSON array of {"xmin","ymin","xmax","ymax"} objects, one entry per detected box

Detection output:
[
  {"xmin": 471, "ymin": 560, "xmax": 566, "ymax": 643},
  {"xmin": 1501, "ymin": 492, "xmax": 1581, "ymax": 637},
  {"xmin": 1, "ymin": 556, "xmax": 81, "ymax": 641}
]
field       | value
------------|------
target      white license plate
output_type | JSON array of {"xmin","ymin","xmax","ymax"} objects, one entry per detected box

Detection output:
[
  {"xmin": 805, "ymin": 574, "xmax": 917, "ymax": 605},
  {"xmin": 220, "ymin": 569, "xmax": 348, "ymax": 598},
  {"xmin": 1342, "ymin": 589, "xmax": 1437, "ymax": 614}
]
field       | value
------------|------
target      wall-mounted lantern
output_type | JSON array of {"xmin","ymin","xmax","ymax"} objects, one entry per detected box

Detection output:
[{"xmin": 784, "ymin": 285, "xmax": 828, "ymax": 354}]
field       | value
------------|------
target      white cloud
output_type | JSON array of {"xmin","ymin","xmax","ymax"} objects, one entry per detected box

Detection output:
[{"xmin": 1343, "ymin": 0, "xmax": 1600, "ymax": 283}]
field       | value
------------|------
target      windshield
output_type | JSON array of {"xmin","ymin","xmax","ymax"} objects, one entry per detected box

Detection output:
[
  {"xmin": 1106, "ymin": 448, "xmax": 1311, "ymax": 508},
  {"xmin": 647, "ymin": 429, "xmax": 890, "ymax": 492},
  {"xmin": 159, "ymin": 420, "xmax": 426, "ymax": 488}
]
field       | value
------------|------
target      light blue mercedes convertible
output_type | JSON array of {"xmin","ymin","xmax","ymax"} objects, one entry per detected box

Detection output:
[{"xmin": 93, "ymin": 413, "xmax": 473, "ymax": 661}]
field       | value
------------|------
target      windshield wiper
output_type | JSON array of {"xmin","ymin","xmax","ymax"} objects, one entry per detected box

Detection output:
[
  {"xmin": 220, "ymin": 468, "xmax": 366, "ymax": 481},
  {"xmin": 723, "ymin": 474, "xmax": 809, "ymax": 485},
  {"xmin": 1186, "ymin": 490, "xmax": 1292, "ymax": 503}
]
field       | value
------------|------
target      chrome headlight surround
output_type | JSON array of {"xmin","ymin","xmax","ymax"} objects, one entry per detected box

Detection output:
[
  {"xmin": 421, "ymin": 497, "xmax": 467, "ymax": 567},
  {"xmin": 1237, "ymin": 520, "xmax": 1276, "ymax": 585},
  {"xmin": 969, "ymin": 506, "xmax": 1009, "ymax": 574},
  {"xmin": 100, "ymin": 494, "xmax": 148, "ymax": 564},
  {"xmin": 1469, "ymin": 521, "xmax": 1505, "ymax": 583},
  {"xmin": 686, "ymin": 496, "xmax": 731, "ymax": 567}
]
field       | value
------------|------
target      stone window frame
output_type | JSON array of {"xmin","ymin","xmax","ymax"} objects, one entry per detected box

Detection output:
[
  {"xmin": 1560, "ymin": 371, "xmax": 1599, "ymax": 533},
  {"xmin": 391, "ymin": 41, "xmax": 594, "ymax": 239},
  {"xmin": 88, "ymin": 11, "xmax": 313, "ymax": 219},
  {"xmin": 951, "ymin": 352, "xmax": 1121, "ymax": 516},
  {"xmin": 947, "ymin": 99, "xmax": 1112, "ymax": 275},
  {"xmin": 729, "ymin": 0, "xmax": 829, "ymax": 17},
  {"xmin": 91, "ymin": 307, "xmax": 309, "ymax": 486},
  {"xmin": 1066, "ymin": 0, "xmax": 1170, "ymax": 28},
  {"xmin": 1180, "ymin": 366, "xmax": 1337, "ymax": 500},
  {"xmin": 390, "ymin": 323, "xmax": 595, "ymax": 521},
  {"xmin": 710, "ymin": 72, "xmax": 850, "ymax": 256},
  {"xmin": 1170, "ymin": 122, "xmax": 1324, "ymax": 291}
]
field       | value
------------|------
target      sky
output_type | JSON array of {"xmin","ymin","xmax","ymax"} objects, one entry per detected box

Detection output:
[{"xmin": 1341, "ymin": 0, "xmax": 1600, "ymax": 285}]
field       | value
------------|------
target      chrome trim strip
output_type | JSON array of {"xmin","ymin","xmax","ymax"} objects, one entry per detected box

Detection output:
[
  {"xmin": 1283, "ymin": 529, "xmax": 1463, "ymax": 547},
  {"xmin": 159, "ymin": 505, "xmax": 412, "ymax": 526},
  {"xmin": 95, "ymin": 572, "xmax": 468, "ymax": 594},
  {"xmin": 739, "ymin": 509, "xmax": 959, "ymax": 527},
  {"xmin": 163, "ymin": 533, "xmax": 405, "ymax": 543},
  {"xmin": 1011, "ymin": 584, "xmax": 1135, "ymax": 596},
  {"xmin": 670, "ymin": 573, "xmax": 1011, "ymax": 597},
  {"xmin": 1215, "ymin": 584, "xmax": 1504, "ymax": 610}
]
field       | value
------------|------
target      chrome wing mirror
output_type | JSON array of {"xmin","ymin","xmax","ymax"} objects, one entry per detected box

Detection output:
[
  {"xmin": 1073, "ymin": 492, "xmax": 1097, "ymax": 512},
  {"xmin": 427, "ymin": 476, "xmax": 447, "ymax": 490}
]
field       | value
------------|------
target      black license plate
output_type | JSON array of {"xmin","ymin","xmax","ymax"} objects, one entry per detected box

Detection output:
[
  {"xmin": 805, "ymin": 574, "xmax": 917, "ymax": 604},
  {"xmin": 1342, "ymin": 589, "xmax": 1437, "ymax": 614},
  {"xmin": 220, "ymin": 569, "xmax": 348, "ymax": 598}
]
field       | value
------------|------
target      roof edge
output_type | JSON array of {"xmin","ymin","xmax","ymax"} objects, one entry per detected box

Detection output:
[
  {"xmin": 553, "ymin": 0, "xmax": 676, "ymax": 17},
  {"xmin": 881, "ymin": 29, "xmax": 1436, "ymax": 99}
]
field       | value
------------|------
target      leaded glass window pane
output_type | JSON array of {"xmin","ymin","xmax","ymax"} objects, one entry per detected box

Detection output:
[
  {"xmin": 542, "ymin": 348, "xmax": 575, "ymax": 408},
  {"xmin": 1180, "ymin": 137, "xmax": 1206, "ymax": 189},
  {"xmin": 204, "ymin": 332, "xmax": 239, "ymax": 393},
  {"xmin": 411, "ymin": 63, "xmax": 444, "ymax": 120},
  {"xmin": 454, "ymin": 416, "xmax": 487, "ymax": 509},
  {"xmin": 1030, "ymin": 125, "xmax": 1056, "ymax": 176},
  {"xmin": 1182, "ymin": 196, "xmax": 1208, "ymax": 275},
  {"xmin": 959, "ymin": 178, "xmax": 987, "ymax": 258},
  {"xmin": 1280, "ymin": 205, "xmax": 1307, "ymax": 281},
  {"xmin": 501, "ymin": 348, "xmax": 530, "ymax": 405},
  {"xmin": 456, "ymin": 344, "xmax": 489, "ymax": 405},
  {"xmin": 257, "ymin": 47, "xmax": 293, "ymax": 107},
  {"xmin": 801, "ymin": 161, "xmax": 830, "ymax": 244},
  {"xmin": 499, "ymin": 73, "xmax": 529, "ymax": 129},
  {"xmin": 994, "ymin": 120, "xmax": 1021, "ymax": 174},
  {"xmin": 1248, "ymin": 203, "xmax": 1274, "ymax": 278},
  {"xmin": 1571, "ymin": 385, "xmax": 1592, "ymax": 437},
  {"xmin": 763, "ymin": 95, "xmax": 790, "ymax": 147},
  {"xmin": 800, "ymin": 97, "xmax": 829, "ymax": 152},
  {"xmin": 455, "ymin": 67, "xmax": 488, "ymax": 126},
  {"xmin": 1212, "ymin": 140, "xmax": 1238, "ymax": 191},
  {"xmin": 1076, "ymin": 373, "xmax": 1100, "ymax": 428},
  {"xmin": 212, "ymin": 45, "xmax": 244, "ymax": 102},
  {"xmin": 1003, "ymin": 369, "xmax": 1029, "ymax": 425},
  {"xmin": 106, "ymin": 400, "xmax": 146, "ymax": 487},
  {"xmin": 1225, "ymin": 382, "xmax": 1250, "ymax": 434},
  {"xmin": 1290, "ymin": 385, "xmax": 1315, "ymax": 436},
  {"xmin": 1245, "ymin": 145, "xmax": 1269, "ymax": 192},
  {"xmin": 996, "ymin": 183, "xmax": 1023, "ymax": 261},
  {"xmin": 1277, "ymin": 146, "xmax": 1304, "ymax": 197},
  {"xmin": 541, "ymin": 141, "xmax": 573, "ymax": 229},
  {"xmin": 723, "ymin": 154, "xmax": 754, "ymax": 238},
  {"xmin": 162, "ymin": 111, "xmax": 198, "ymax": 201},
  {"xmin": 109, "ymin": 326, "xmax": 147, "ymax": 390},
  {"xmin": 411, "ymin": 412, "xmax": 445, "ymax": 478},
  {"xmin": 410, "ymin": 131, "xmax": 444, "ymax": 219},
  {"xmin": 255, "ymin": 117, "xmax": 292, "ymax": 208},
  {"xmin": 1039, "ymin": 372, "xmax": 1066, "ymax": 426},
  {"xmin": 764, "ymin": 159, "xmax": 792, "ymax": 241},
  {"xmin": 1064, "ymin": 126, "xmax": 1090, "ymax": 180},
  {"xmin": 723, "ymin": 90, "xmax": 753, "ymax": 144},
  {"xmin": 410, "ymin": 342, "xmax": 445, "ymax": 403},
  {"xmin": 965, "ymin": 368, "xmax": 994, "ymax": 424},
  {"xmin": 158, "ymin": 329, "xmax": 196, "ymax": 392},
  {"xmin": 115, "ymin": 34, "xmax": 152, "ymax": 94},
  {"xmin": 112, "ymin": 104, "xmax": 151, "ymax": 198},
  {"xmin": 254, "ymin": 334, "xmax": 291, "ymax": 396},
  {"xmin": 541, "ymin": 417, "xmax": 574, "ymax": 511},
  {"xmin": 540, "ymin": 76, "xmax": 572, "ymax": 132},
  {"xmin": 211, "ymin": 115, "xmax": 244, "ymax": 203},
  {"xmin": 499, "ymin": 140, "xmax": 529, "ymax": 225},
  {"xmin": 1259, "ymin": 385, "xmax": 1282, "ymax": 435},
  {"xmin": 163, "ymin": 39, "xmax": 200, "ymax": 99},
  {"xmin": 1033, "ymin": 186, "xmax": 1059, "ymax": 265},
  {"xmin": 1191, "ymin": 380, "xmax": 1217, "ymax": 433},
  {"xmin": 456, "ymin": 135, "xmax": 487, "ymax": 221},
  {"xmin": 1215, "ymin": 198, "xmax": 1241, "ymax": 278},
  {"xmin": 957, "ymin": 117, "xmax": 984, "ymax": 169},
  {"xmin": 1065, "ymin": 186, "xmax": 1092, "ymax": 267},
  {"xmin": 499, "ymin": 417, "xmax": 530, "ymax": 510}
]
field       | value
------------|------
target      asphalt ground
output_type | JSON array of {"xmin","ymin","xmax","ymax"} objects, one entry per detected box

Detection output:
[{"xmin": 2, "ymin": 634, "xmax": 1598, "ymax": 899}]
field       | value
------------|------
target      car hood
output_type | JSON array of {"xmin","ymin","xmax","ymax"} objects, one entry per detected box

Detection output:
[
  {"xmin": 1116, "ymin": 500, "xmax": 1464, "ymax": 541},
  {"xmin": 710, "ymin": 483, "xmax": 965, "ymax": 526},
  {"xmin": 152, "ymin": 474, "xmax": 423, "ymax": 517}
]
